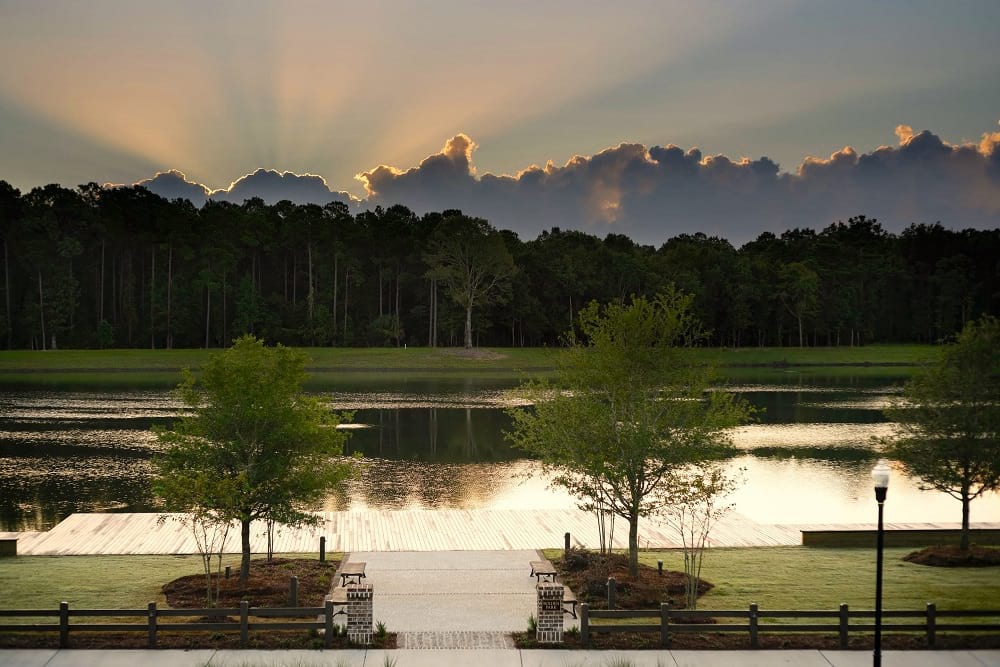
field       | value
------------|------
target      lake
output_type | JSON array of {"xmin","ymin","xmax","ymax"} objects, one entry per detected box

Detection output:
[{"xmin": 2, "ymin": 370, "xmax": 998, "ymax": 531}]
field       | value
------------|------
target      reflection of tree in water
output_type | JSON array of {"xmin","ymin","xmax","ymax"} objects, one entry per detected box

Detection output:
[
  {"xmin": 347, "ymin": 407, "xmax": 517, "ymax": 463},
  {"xmin": 347, "ymin": 461, "xmax": 517, "ymax": 509},
  {"xmin": 336, "ymin": 406, "xmax": 522, "ymax": 508}
]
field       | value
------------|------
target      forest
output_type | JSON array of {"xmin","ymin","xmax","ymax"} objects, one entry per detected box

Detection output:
[{"xmin": 0, "ymin": 179, "xmax": 997, "ymax": 350}]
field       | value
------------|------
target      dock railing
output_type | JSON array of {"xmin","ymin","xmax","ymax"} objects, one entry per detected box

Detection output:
[{"xmin": 579, "ymin": 602, "xmax": 1000, "ymax": 648}]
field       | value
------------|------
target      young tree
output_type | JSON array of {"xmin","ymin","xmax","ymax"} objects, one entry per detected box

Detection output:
[
  {"xmin": 154, "ymin": 334, "xmax": 356, "ymax": 583},
  {"xmin": 506, "ymin": 288, "xmax": 751, "ymax": 576},
  {"xmin": 884, "ymin": 315, "xmax": 1000, "ymax": 551},
  {"xmin": 425, "ymin": 213, "xmax": 515, "ymax": 349},
  {"xmin": 660, "ymin": 463, "xmax": 741, "ymax": 608}
]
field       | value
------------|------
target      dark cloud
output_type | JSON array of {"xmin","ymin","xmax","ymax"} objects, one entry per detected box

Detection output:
[
  {"xmin": 358, "ymin": 126, "xmax": 1000, "ymax": 245},
  {"xmin": 124, "ymin": 124, "xmax": 1000, "ymax": 246},
  {"xmin": 124, "ymin": 168, "xmax": 356, "ymax": 209},
  {"xmin": 134, "ymin": 170, "xmax": 211, "ymax": 206},
  {"xmin": 212, "ymin": 168, "xmax": 356, "ymax": 206}
]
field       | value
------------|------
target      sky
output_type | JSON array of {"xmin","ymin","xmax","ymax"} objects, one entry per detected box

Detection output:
[{"xmin": 1, "ymin": 0, "xmax": 999, "ymax": 245}]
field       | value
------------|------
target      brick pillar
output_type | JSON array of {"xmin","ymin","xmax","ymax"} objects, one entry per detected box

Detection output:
[
  {"xmin": 347, "ymin": 583, "xmax": 373, "ymax": 645},
  {"xmin": 536, "ymin": 582, "xmax": 564, "ymax": 643}
]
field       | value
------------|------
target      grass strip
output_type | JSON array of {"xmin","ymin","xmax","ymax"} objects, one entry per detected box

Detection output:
[
  {"xmin": 0, "ymin": 553, "xmax": 338, "ymax": 612},
  {"xmin": 0, "ymin": 345, "xmax": 935, "ymax": 373}
]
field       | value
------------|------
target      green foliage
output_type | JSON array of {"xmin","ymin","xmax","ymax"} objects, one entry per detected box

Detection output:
[
  {"xmin": 425, "ymin": 213, "xmax": 515, "ymax": 348},
  {"xmin": 526, "ymin": 613, "xmax": 537, "ymax": 633},
  {"xmin": 884, "ymin": 315, "xmax": 1000, "ymax": 550},
  {"xmin": 375, "ymin": 620, "xmax": 387, "ymax": 638},
  {"xmin": 507, "ymin": 288, "xmax": 752, "ymax": 576},
  {"xmin": 153, "ymin": 335, "xmax": 356, "ymax": 581}
]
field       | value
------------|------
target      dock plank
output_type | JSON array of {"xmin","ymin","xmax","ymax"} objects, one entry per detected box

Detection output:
[{"xmin": 15, "ymin": 511, "xmax": 1000, "ymax": 556}]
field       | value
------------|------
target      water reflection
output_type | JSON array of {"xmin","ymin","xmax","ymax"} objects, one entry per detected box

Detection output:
[{"xmin": 1, "ymin": 377, "xmax": 998, "ymax": 532}]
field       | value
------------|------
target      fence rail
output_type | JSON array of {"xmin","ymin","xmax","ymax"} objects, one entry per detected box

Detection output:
[
  {"xmin": 578, "ymin": 602, "xmax": 1000, "ymax": 648},
  {"xmin": 0, "ymin": 600, "xmax": 339, "ymax": 649}
]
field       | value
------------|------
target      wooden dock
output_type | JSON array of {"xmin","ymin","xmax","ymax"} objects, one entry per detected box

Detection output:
[{"xmin": 5, "ymin": 512, "xmax": 997, "ymax": 556}]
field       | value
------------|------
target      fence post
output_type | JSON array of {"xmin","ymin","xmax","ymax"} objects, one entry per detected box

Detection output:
[
  {"xmin": 320, "ymin": 536, "xmax": 326, "ymax": 562},
  {"xmin": 839, "ymin": 603, "xmax": 849, "ymax": 649},
  {"xmin": 58, "ymin": 601, "xmax": 69, "ymax": 649},
  {"xmin": 607, "ymin": 577, "xmax": 617, "ymax": 609},
  {"xmin": 660, "ymin": 602, "xmax": 670, "ymax": 647},
  {"xmin": 324, "ymin": 599, "xmax": 334, "ymax": 648},
  {"xmin": 147, "ymin": 601, "xmax": 157, "ymax": 648},
  {"xmin": 239, "ymin": 600, "xmax": 249, "ymax": 648},
  {"xmin": 926, "ymin": 602, "xmax": 936, "ymax": 647},
  {"xmin": 749, "ymin": 602, "xmax": 759, "ymax": 649},
  {"xmin": 289, "ymin": 575, "xmax": 298, "ymax": 607},
  {"xmin": 580, "ymin": 603, "xmax": 590, "ymax": 646}
]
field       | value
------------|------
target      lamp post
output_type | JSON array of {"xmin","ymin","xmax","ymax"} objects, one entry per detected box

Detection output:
[{"xmin": 872, "ymin": 459, "xmax": 890, "ymax": 667}]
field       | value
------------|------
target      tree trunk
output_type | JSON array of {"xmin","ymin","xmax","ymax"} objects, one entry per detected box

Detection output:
[
  {"xmin": 798, "ymin": 314, "xmax": 804, "ymax": 347},
  {"xmin": 3, "ymin": 238, "xmax": 10, "ymax": 349},
  {"xmin": 240, "ymin": 518, "xmax": 251, "ymax": 584},
  {"xmin": 166, "ymin": 244, "xmax": 173, "ymax": 349},
  {"xmin": 343, "ymin": 267, "xmax": 350, "ymax": 341},
  {"xmin": 99, "ymin": 240, "xmax": 105, "ymax": 324},
  {"xmin": 464, "ymin": 301, "xmax": 473, "ymax": 349},
  {"xmin": 628, "ymin": 511, "xmax": 640, "ymax": 577},
  {"xmin": 332, "ymin": 254, "xmax": 338, "ymax": 343},
  {"xmin": 307, "ymin": 242, "xmax": 314, "ymax": 324},
  {"xmin": 150, "ymin": 247, "xmax": 156, "ymax": 349},
  {"xmin": 204, "ymin": 285, "xmax": 211, "ymax": 349},
  {"xmin": 961, "ymin": 488, "xmax": 971, "ymax": 552},
  {"xmin": 37, "ymin": 269, "xmax": 46, "ymax": 351}
]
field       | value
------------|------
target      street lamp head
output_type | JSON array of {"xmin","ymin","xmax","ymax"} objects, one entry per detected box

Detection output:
[
  {"xmin": 871, "ymin": 459, "xmax": 891, "ymax": 489},
  {"xmin": 872, "ymin": 459, "xmax": 890, "ymax": 503}
]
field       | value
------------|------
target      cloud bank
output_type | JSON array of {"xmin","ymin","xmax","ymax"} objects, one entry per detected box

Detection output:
[
  {"xmin": 133, "ymin": 168, "xmax": 356, "ymax": 208},
  {"xmin": 131, "ymin": 125, "xmax": 1000, "ymax": 245}
]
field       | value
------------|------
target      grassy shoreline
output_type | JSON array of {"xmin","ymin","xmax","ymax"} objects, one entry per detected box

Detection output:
[
  {"xmin": 0, "ymin": 345, "xmax": 932, "ymax": 389},
  {"xmin": 0, "ymin": 344, "xmax": 935, "ymax": 371}
]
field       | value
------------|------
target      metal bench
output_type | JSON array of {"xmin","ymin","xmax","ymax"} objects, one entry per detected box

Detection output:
[
  {"xmin": 338, "ymin": 561, "xmax": 366, "ymax": 586},
  {"xmin": 561, "ymin": 586, "xmax": 579, "ymax": 618},
  {"xmin": 529, "ymin": 559, "xmax": 557, "ymax": 582}
]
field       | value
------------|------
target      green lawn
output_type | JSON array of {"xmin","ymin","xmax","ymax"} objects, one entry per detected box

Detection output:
[
  {"xmin": 0, "ymin": 553, "xmax": 332, "ymax": 611},
  {"xmin": 6, "ymin": 546, "xmax": 996, "ymax": 615},
  {"xmin": 542, "ymin": 546, "xmax": 1000, "ymax": 614}
]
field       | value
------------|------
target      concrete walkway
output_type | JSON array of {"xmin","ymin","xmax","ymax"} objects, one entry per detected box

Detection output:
[{"xmin": 1, "ymin": 648, "xmax": 998, "ymax": 666}]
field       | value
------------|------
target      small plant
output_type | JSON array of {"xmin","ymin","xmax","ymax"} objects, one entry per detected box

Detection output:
[
  {"xmin": 526, "ymin": 613, "xmax": 537, "ymax": 633},
  {"xmin": 382, "ymin": 657, "xmax": 397, "ymax": 667},
  {"xmin": 375, "ymin": 619, "xmax": 388, "ymax": 639},
  {"xmin": 565, "ymin": 625, "xmax": 580, "ymax": 637}
]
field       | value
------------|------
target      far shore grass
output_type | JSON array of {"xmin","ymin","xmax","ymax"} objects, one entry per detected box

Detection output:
[
  {"xmin": 3, "ymin": 545, "xmax": 997, "ymax": 615},
  {"xmin": 0, "ymin": 345, "xmax": 934, "ymax": 389}
]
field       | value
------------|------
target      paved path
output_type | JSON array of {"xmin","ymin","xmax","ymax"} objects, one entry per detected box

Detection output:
[
  {"xmin": 340, "ymin": 549, "xmax": 571, "ymax": 648},
  {"xmin": 1, "ymin": 649, "xmax": 998, "ymax": 666}
]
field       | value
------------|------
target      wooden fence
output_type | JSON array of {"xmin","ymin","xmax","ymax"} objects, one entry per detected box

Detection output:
[
  {"xmin": 579, "ymin": 602, "xmax": 1000, "ymax": 648},
  {"xmin": 0, "ymin": 600, "xmax": 340, "ymax": 649}
]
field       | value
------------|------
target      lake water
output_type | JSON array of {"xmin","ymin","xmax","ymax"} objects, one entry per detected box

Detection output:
[{"xmin": 2, "ymin": 371, "xmax": 998, "ymax": 532}]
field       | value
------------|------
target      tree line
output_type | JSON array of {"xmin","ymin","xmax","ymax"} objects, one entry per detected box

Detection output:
[{"xmin": 1, "ymin": 179, "xmax": 997, "ymax": 350}]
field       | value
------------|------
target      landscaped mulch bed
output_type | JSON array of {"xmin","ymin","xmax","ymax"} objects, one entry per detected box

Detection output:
[{"xmin": 904, "ymin": 545, "xmax": 1000, "ymax": 567}]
